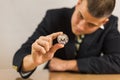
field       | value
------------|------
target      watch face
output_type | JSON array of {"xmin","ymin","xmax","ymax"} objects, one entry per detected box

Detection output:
[{"xmin": 57, "ymin": 34, "xmax": 69, "ymax": 45}]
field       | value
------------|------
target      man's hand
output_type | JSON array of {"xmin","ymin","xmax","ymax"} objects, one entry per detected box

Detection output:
[
  {"xmin": 49, "ymin": 58, "xmax": 67, "ymax": 71},
  {"xmin": 22, "ymin": 32, "xmax": 64, "ymax": 72},
  {"xmin": 49, "ymin": 58, "xmax": 79, "ymax": 72}
]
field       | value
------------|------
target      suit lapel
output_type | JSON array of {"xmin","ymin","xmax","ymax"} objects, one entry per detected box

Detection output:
[
  {"xmin": 79, "ymin": 29, "xmax": 104, "ymax": 52},
  {"xmin": 64, "ymin": 39, "xmax": 76, "ymax": 59}
]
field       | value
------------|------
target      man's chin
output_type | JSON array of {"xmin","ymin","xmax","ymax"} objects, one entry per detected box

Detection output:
[{"xmin": 74, "ymin": 32, "xmax": 83, "ymax": 36}]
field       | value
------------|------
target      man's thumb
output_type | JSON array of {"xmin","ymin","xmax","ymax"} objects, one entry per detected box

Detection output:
[{"xmin": 49, "ymin": 43, "xmax": 64, "ymax": 54}]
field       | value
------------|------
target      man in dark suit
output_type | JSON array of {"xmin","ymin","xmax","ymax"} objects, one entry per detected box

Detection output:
[{"xmin": 13, "ymin": 0, "xmax": 120, "ymax": 79}]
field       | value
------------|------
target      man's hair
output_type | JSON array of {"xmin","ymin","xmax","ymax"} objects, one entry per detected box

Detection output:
[{"xmin": 87, "ymin": 0, "xmax": 116, "ymax": 18}]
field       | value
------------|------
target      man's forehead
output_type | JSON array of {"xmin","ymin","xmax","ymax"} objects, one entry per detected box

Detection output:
[
  {"xmin": 78, "ymin": 7, "xmax": 106, "ymax": 26},
  {"xmin": 78, "ymin": 0, "xmax": 107, "ymax": 24}
]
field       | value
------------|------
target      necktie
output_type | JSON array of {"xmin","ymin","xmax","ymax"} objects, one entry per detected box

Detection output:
[{"xmin": 75, "ymin": 35, "xmax": 85, "ymax": 51}]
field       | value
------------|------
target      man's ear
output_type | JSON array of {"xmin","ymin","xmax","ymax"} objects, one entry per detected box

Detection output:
[{"xmin": 103, "ymin": 18, "xmax": 109, "ymax": 25}]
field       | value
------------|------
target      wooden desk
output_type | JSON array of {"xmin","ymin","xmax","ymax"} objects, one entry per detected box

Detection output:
[
  {"xmin": 50, "ymin": 71, "xmax": 120, "ymax": 80},
  {"xmin": 1, "ymin": 69, "xmax": 120, "ymax": 80},
  {"xmin": 0, "ymin": 69, "xmax": 49, "ymax": 80}
]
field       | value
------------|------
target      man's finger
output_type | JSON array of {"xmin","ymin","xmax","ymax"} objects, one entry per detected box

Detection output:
[{"xmin": 48, "ymin": 32, "xmax": 63, "ymax": 40}]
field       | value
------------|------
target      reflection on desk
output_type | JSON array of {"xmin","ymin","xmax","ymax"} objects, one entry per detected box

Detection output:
[
  {"xmin": 16, "ymin": 77, "xmax": 32, "ymax": 80},
  {"xmin": 0, "ymin": 69, "xmax": 49, "ymax": 80},
  {"xmin": 1, "ymin": 69, "xmax": 120, "ymax": 80}
]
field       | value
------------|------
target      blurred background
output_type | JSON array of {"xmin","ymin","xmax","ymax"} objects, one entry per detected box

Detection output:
[{"xmin": 0, "ymin": 0, "xmax": 120, "ymax": 70}]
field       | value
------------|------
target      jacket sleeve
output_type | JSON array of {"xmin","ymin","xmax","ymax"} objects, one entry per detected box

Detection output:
[
  {"xmin": 77, "ymin": 16, "xmax": 120, "ymax": 73},
  {"xmin": 12, "ymin": 10, "xmax": 55, "ymax": 78}
]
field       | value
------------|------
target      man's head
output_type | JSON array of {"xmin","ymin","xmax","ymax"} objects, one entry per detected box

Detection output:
[
  {"xmin": 87, "ymin": 0, "xmax": 115, "ymax": 18},
  {"xmin": 71, "ymin": 0, "xmax": 116, "ymax": 36}
]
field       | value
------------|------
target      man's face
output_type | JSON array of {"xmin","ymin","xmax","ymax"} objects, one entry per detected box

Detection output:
[{"xmin": 71, "ymin": 0, "xmax": 108, "ymax": 36}]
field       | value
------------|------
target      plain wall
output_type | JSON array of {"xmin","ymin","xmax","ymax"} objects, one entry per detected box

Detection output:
[{"xmin": 0, "ymin": 0, "xmax": 120, "ymax": 69}]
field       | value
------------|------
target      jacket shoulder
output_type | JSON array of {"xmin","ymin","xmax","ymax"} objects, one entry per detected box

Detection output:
[
  {"xmin": 46, "ymin": 7, "xmax": 73, "ymax": 14},
  {"xmin": 104, "ymin": 15, "xmax": 118, "ymax": 29},
  {"xmin": 109, "ymin": 15, "xmax": 118, "ymax": 22}
]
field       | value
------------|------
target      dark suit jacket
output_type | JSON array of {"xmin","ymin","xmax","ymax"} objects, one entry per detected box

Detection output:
[{"xmin": 13, "ymin": 7, "xmax": 120, "ymax": 78}]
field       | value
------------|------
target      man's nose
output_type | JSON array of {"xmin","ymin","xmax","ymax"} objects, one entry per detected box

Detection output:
[{"xmin": 77, "ymin": 20, "xmax": 86, "ymax": 31}]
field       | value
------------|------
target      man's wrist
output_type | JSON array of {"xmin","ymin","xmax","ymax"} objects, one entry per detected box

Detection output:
[
  {"xmin": 67, "ymin": 60, "xmax": 78, "ymax": 71},
  {"xmin": 22, "ymin": 55, "xmax": 36, "ymax": 72}
]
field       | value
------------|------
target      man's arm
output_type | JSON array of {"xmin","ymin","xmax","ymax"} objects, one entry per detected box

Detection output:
[
  {"xmin": 49, "ymin": 58, "xmax": 78, "ymax": 71},
  {"xmin": 13, "ymin": 9, "xmax": 66, "ymax": 78}
]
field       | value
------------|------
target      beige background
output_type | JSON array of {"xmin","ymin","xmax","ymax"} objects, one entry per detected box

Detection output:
[{"xmin": 0, "ymin": 0, "xmax": 120, "ymax": 69}]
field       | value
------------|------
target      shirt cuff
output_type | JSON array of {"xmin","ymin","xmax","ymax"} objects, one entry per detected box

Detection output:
[
  {"xmin": 19, "ymin": 68, "xmax": 36, "ymax": 79},
  {"xmin": 20, "ymin": 71, "xmax": 32, "ymax": 77}
]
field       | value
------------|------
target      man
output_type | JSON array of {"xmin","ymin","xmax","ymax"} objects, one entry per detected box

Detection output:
[{"xmin": 13, "ymin": 0, "xmax": 120, "ymax": 79}]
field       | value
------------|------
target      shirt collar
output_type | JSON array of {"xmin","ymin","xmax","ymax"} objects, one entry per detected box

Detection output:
[{"xmin": 100, "ymin": 25, "xmax": 104, "ymax": 30}]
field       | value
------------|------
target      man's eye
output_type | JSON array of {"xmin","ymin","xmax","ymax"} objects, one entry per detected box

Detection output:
[{"xmin": 88, "ymin": 23, "xmax": 95, "ymax": 27}]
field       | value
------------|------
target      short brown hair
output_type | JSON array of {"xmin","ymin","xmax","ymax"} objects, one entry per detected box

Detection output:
[{"xmin": 87, "ymin": 0, "xmax": 116, "ymax": 18}]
